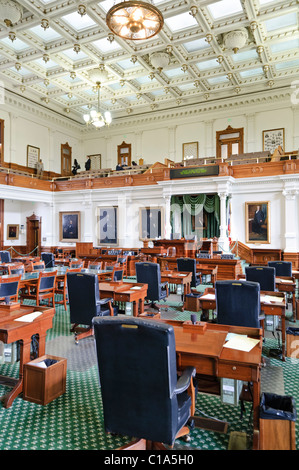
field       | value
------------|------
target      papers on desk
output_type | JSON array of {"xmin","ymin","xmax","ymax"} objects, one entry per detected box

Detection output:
[
  {"xmin": 14, "ymin": 311, "xmax": 43, "ymax": 322},
  {"xmin": 130, "ymin": 286, "xmax": 142, "ymax": 290},
  {"xmin": 277, "ymin": 278, "xmax": 293, "ymax": 283},
  {"xmin": 200, "ymin": 293, "xmax": 215, "ymax": 300},
  {"xmin": 223, "ymin": 333, "xmax": 259, "ymax": 352},
  {"xmin": 261, "ymin": 294, "xmax": 284, "ymax": 304},
  {"xmin": 178, "ymin": 274, "xmax": 187, "ymax": 277}
]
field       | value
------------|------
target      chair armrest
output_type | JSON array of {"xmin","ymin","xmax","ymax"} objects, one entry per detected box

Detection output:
[
  {"xmin": 174, "ymin": 366, "xmax": 196, "ymax": 395},
  {"xmin": 161, "ymin": 281, "xmax": 168, "ymax": 288},
  {"xmin": 98, "ymin": 297, "xmax": 113, "ymax": 305}
]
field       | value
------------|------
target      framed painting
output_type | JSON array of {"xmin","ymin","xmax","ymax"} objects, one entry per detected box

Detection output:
[
  {"xmin": 245, "ymin": 202, "xmax": 270, "ymax": 244},
  {"xmin": 97, "ymin": 207, "xmax": 118, "ymax": 245},
  {"xmin": 7, "ymin": 224, "xmax": 19, "ymax": 240},
  {"xmin": 139, "ymin": 207, "xmax": 164, "ymax": 241},
  {"xmin": 262, "ymin": 128, "xmax": 285, "ymax": 153},
  {"xmin": 59, "ymin": 211, "xmax": 81, "ymax": 242},
  {"xmin": 183, "ymin": 142, "xmax": 198, "ymax": 161}
]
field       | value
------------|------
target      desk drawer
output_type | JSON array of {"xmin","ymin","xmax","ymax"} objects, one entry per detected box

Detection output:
[
  {"xmin": 218, "ymin": 363, "xmax": 252, "ymax": 381},
  {"xmin": 116, "ymin": 294, "xmax": 129, "ymax": 302}
]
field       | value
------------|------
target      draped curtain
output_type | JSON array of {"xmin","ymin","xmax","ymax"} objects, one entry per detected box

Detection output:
[{"xmin": 170, "ymin": 194, "xmax": 220, "ymax": 239}]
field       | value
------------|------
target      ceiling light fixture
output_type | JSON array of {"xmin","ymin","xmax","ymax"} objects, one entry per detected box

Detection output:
[
  {"xmin": 83, "ymin": 83, "xmax": 112, "ymax": 128},
  {"xmin": 0, "ymin": 0, "xmax": 22, "ymax": 27},
  {"xmin": 106, "ymin": 1, "xmax": 163, "ymax": 40},
  {"xmin": 223, "ymin": 28, "xmax": 248, "ymax": 54}
]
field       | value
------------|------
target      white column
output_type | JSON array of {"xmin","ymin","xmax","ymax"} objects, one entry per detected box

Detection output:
[
  {"xmin": 292, "ymin": 106, "xmax": 299, "ymax": 151},
  {"xmin": 283, "ymin": 189, "xmax": 298, "ymax": 252},
  {"xmin": 9, "ymin": 113, "xmax": 17, "ymax": 164},
  {"xmin": 246, "ymin": 113, "xmax": 256, "ymax": 153},
  {"xmin": 164, "ymin": 195, "xmax": 171, "ymax": 239},
  {"xmin": 218, "ymin": 192, "xmax": 229, "ymax": 251},
  {"xmin": 168, "ymin": 126, "xmax": 176, "ymax": 161},
  {"xmin": 205, "ymin": 120, "xmax": 214, "ymax": 157},
  {"xmin": 82, "ymin": 194, "xmax": 93, "ymax": 242}
]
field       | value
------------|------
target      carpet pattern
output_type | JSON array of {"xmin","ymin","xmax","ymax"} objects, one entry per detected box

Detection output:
[{"xmin": 0, "ymin": 286, "xmax": 298, "ymax": 451}]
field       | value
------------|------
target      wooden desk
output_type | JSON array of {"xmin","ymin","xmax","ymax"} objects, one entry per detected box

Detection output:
[
  {"xmin": 198, "ymin": 287, "xmax": 287, "ymax": 360},
  {"xmin": 159, "ymin": 319, "xmax": 262, "ymax": 450},
  {"xmin": 158, "ymin": 256, "xmax": 242, "ymax": 280},
  {"xmin": 160, "ymin": 271, "xmax": 192, "ymax": 310},
  {"xmin": 275, "ymin": 277, "xmax": 296, "ymax": 321},
  {"xmin": 0, "ymin": 305, "xmax": 55, "ymax": 408},
  {"xmin": 196, "ymin": 263, "xmax": 218, "ymax": 285},
  {"xmin": 98, "ymin": 282, "xmax": 147, "ymax": 317}
]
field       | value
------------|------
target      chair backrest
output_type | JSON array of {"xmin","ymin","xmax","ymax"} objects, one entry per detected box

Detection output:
[
  {"xmin": 215, "ymin": 280, "xmax": 260, "ymax": 328},
  {"xmin": 268, "ymin": 261, "xmax": 292, "ymax": 277},
  {"xmin": 112, "ymin": 267, "xmax": 123, "ymax": 281},
  {"xmin": 135, "ymin": 262, "xmax": 161, "ymax": 300},
  {"xmin": 38, "ymin": 270, "xmax": 57, "ymax": 292},
  {"xmin": 88, "ymin": 262, "xmax": 102, "ymax": 270},
  {"xmin": 67, "ymin": 272, "xmax": 101, "ymax": 325},
  {"xmin": 221, "ymin": 254, "xmax": 234, "ymax": 259},
  {"xmin": 69, "ymin": 260, "xmax": 83, "ymax": 269},
  {"xmin": 8, "ymin": 264, "xmax": 25, "ymax": 275},
  {"xmin": 0, "ymin": 275, "xmax": 21, "ymax": 300},
  {"xmin": 32, "ymin": 261, "xmax": 45, "ymax": 270},
  {"xmin": 177, "ymin": 258, "xmax": 197, "ymax": 287},
  {"xmin": 41, "ymin": 252, "xmax": 55, "ymax": 268},
  {"xmin": 93, "ymin": 316, "xmax": 180, "ymax": 446},
  {"xmin": 245, "ymin": 266, "xmax": 275, "ymax": 291},
  {"xmin": 0, "ymin": 251, "xmax": 11, "ymax": 263}
]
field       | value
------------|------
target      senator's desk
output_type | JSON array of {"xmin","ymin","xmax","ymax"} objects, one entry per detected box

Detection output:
[
  {"xmin": 199, "ymin": 287, "xmax": 287, "ymax": 360},
  {"xmin": 98, "ymin": 281, "xmax": 148, "ymax": 317},
  {"xmin": 158, "ymin": 256, "xmax": 242, "ymax": 280},
  {"xmin": 160, "ymin": 319, "xmax": 262, "ymax": 450},
  {"xmin": 160, "ymin": 271, "xmax": 192, "ymax": 310},
  {"xmin": 0, "ymin": 305, "xmax": 55, "ymax": 408},
  {"xmin": 196, "ymin": 264, "xmax": 218, "ymax": 285}
]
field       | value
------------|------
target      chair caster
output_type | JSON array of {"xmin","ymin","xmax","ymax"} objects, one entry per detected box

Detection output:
[{"xmin": 182, "ymin": 434, "xmax": 191, "ymax": 442}]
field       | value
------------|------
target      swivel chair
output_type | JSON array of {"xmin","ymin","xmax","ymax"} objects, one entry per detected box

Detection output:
[
  {"xmin": 41, "ymin": 252, "xmax": 55, "ymax": 268},
  {"xmin": 245, "ymin": 266, "xmax": 276, "ymax": 291},
  {"xmin": 93, "ymin": 316, "xmax": 195, "ymax": 449},
  {"xmin": 67, "ymin": 272, "xmax": 115, "ymax": 343},
  {"xmin": 215, "ymin": 280, "xmax": 262, "ymax": 328},
  {"xmin": 0, "ymin": 251, "xmax": 11, "ymax": 263},
  {"xmin": 177, "ymin": 258, "xmax": 201, "ymax": 289},
  {"xmin": 135, "ymin": 262, "xmax": 168, "ymax": 313},
  {"xmin": 268, "ymin": 261, "xmax": 292, "ymax": 277}
]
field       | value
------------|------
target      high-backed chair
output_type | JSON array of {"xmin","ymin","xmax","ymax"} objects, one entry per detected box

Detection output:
[
  {"xmin": 0, "ymin": 251, "xmax": 11, "ymax": 263},
  {"xmin": 67, "ymin": 272, "xmax": 115, "ymax": 343},
  {"xmin": 268, "ymin": 261, "xmax": 292, "ymax": 277},
  {"xmin": 69, "ymin": 259, "xmax": 83, "ymax": 269},
  {"xmin": 31, "ymin": 261, "xmax": 45, "ymax": 271},
  {"xmin": 215, "ymin": 280, "xmax": 262, "ymax": 328},
  {"xmin": 111, "ymin": 266, "xmax": 123, "ymax": 281},
  {"xmin": 135, "ymin": 262, "xmax": 168, "ymax": 312},
  {"xmin": 87, "ymin": 261, "xmax": 102, "ymax": 271},
  {"xmin": 0, "ymin": 275, "xmax": 21, "ymax": 303},
  {"xmin": 21, "ymin": 270, "xmax": 57, "ymax": 307},
  {"xmin": 93, "ymin": 316, "xmax": 195, "ymax": 449},
  {"xmin": 41, "ymin": 252, "xmax": 55, "ymax": 268},
  {"xmin": 116, "ymin": 255, "xmax": 127, "ymax": 277},
  {"xmin": 7, "ymin": 264, "xmax": 25, "ymax": 275},
  {"xmin": 245, "ymin": 266, "xmax": 276, "ymax": 292},
  {"xmin": 55, "ymin": 267, "xmax": 81, "ymax": 311},
  {"xmin": 177, "ymin": 258, "xmax": 201, "ymax": 289}
]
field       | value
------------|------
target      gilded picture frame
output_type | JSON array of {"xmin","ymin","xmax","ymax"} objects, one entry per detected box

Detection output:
[
  {"xmin": 97, "ymin": 206, "xmax": 118, "ymax": 245},
  {"xmin": 139, "ymin": 207, "xmax": 164, "ymax": 241},
  {"xmin": 59, "ymin": 211, "xmax": 81, "ymax": 242},
  {"xmin": 262, "ymin": 128, "xmax": 285, "ymax": 153},
  {"xmin": 245, "ymin": 202, "xmax": 270, "ymax": 244},
  {"xmin": 7, "ymin": 224, "xmax": 19, "ymax": 240}
]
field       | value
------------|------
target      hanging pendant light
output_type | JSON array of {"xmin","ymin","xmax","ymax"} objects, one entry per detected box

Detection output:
[
  {"xmin": 83, "ymin": 83, "xmax": 112, "ymax": 128},
  {"xmin": 106, "ymin": 1, "xmax": 163, "ymax": 40}
]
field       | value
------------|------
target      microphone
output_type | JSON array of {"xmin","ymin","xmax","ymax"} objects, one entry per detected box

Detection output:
[{"xmin": 190, "ymin": 313, "xmax": 197, "ymax": 324}]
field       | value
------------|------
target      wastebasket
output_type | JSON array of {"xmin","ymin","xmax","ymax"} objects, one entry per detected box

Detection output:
[
  {"xmin": 286, "ymin": 327, "xmax": 299, "ymax": 358},
  {"xmin": 259, "ymin": 392, "xmax": 297, "ymax": 450},
  {"xmin": 185, "ymin": 293, "xmax": 201, "ymax": 312}
]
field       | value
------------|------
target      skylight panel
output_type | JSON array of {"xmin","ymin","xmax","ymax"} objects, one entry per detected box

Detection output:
[
  {"xmin": 62, "ymin": 12, "xmax": 96, "ymax": 31},
  {"xmin": 207, "ymin": 0, "xmax": 243, "ymax": 20},
  {"xmin": 183, "ymin": 38, "xmax": 210, "ymax": 53},
  {"xmin": 264, "ymin": 12, "xmax": 297, "ymax": 32},
  {"xmin": 1, "ymin": 37, "xmax": 30, "ymax": 51},
  {"xmin": 197, "ymin": 58, "xmax": 220, "ymax": 71},
  {"xmin": 164, "ymin": 68, "xmax": 185, "ymax": 78},
  {"xmin": 239, "ymin": 67, "xmax": 263, "ymax": 78},
  {"xmin": 178, "ymin": 83, "xmax": 195, "ymax": 91},
  {"xmin": 92, "ymin": 38, "xmax": 122, "ymax": 53},
  {"xmin": 98, "ymin": 0, "xmax": 115, "ymax": 12},
  {"xmin": 29, "ymin": 26, "xmax": 62, "ymax": 42},
  {"xmin": 116, "ymin": 59, "xmax": 140, "ymax": 70},
  {"xmin": 9, "ymin": 66, "xmax": 32, "ymax": 76},
  {"xmin": 207, "ymin": 76, "xmax": 229, "ymax": 84},
  {"xmin": 164, "ymin": 12, "xmax": 197, "ymax": 32},
  {"xmin": 270, "ymin": 39, "xmax": 299, "ymax": 53},
  {"xmin": 135, "ymin": 76, "xmax": 153, "ymax": 85},
  {"xmin": 232, "ymin": 49, "xmax": 259, "ymax": 62},
  {"xmin": 62, "ymin": 48, "xmax": 88, "ymax": 61},
  {"xmin": 34, "ymin": 58, "xmax": 58, "ymax": 69},
  {"xmin": 275, "ymin": 59, "xmax": 299, "ymax": 71}
]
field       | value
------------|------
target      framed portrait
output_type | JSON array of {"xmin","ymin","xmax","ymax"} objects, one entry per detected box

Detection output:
[
  {"xmin": 59, "ymin": 211, "xmax": 81, "ymax": 242},
  {"xmin": 183, "ymin": 142, "xmax": 198, "ymax": 161},
  {"xmin": 27, "ymin": 145, "xmax": 40, "ymax": 169},
  {"xmin": 245, "ymin": 202, "xmax": 270, "ymax": 244},
  {"xmin": 7, "ymin": 224, "xmax": 19, "ymax": 240},
  {"xmin": 139, "ymin": 207, "xmax": 164, "ymax": 241},
  {"xmin": 262, "ymin": 128, "xmax": 285, "ymax": 153},
  {"xmin": 97, "ymin": 207, "xmax": 118, "ymax": 245}
]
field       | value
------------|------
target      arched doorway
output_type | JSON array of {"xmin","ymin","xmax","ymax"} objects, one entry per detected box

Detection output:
[{"xmin": 26, "ymin": 213, "xmax": 41, "ymax": 257}]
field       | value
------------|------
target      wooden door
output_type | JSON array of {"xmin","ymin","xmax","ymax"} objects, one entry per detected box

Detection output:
[
  {"xmin": 26, "ymin": 213, "xmax": 41, "ymax": 257},
  {"xmin": 117, "ymin": 141, "xmax": 131, "ymax": 166},
  {"xmin": 216, "ymin": 126, "xmax": 243, "ymax": 160},
  {"xmin": 61, "ymin": 142, "xmax": 72, "ymax": 176}
]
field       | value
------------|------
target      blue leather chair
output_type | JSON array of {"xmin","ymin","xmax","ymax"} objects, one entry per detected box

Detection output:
[
  {"xmin": 135, "ymin": 262, "xmax": 168, "ymax": 312},
  {"xmin": 67, "ymin": 272, "xmax": 115, "ymax": 343},
  {"xmin": 0, "ymin": 276, "xmax": 21, "ymax": 303},
  {"xmin": 215, "ymin": 280, "xmax": 262, "ymax": 328},
  {"xmin": 245, "ymin": 266, "xmax": 276, "ymax": 291},
  {"xmin": 177, "ymin": 258, "xmax": 201, "ymax": 288},
  {"xmin": 41, "ymin": 252, "xmax": 55, "ymax": 268},
  {"xmin": 93, "ymin": 316, "xmax": 195, "ymax": 449},
  {"xmin": 268, "ymin": 261, "xmax": 292, "ymax": 277},
  {"xmin": 0, "ymin": 251, "xmax": 11, "ymax": 263}
]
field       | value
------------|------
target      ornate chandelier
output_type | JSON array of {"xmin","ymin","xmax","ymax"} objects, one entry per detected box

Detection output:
[
  {"xmin": 83, "ymin": 84, "xmax": 112, "ymax": 128},
  {"xmin": 0, "ymin": 0, "xmax": 23, "ymax": 27},
  {"xmin": 223, "ymin": 28, "xmax": 248, "ymax": 54},
  {"xmin": 106, "ymin": 1, "xmax": 163, "ymax": 40}
]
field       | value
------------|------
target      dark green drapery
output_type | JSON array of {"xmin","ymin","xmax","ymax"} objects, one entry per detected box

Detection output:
[{"xmin": 170, "ymin": 194, "xmax": 220, "ymax": 238}]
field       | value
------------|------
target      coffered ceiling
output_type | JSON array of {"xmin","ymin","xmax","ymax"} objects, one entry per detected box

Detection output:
[{"xmin": 0, "ymin": 0, "xmax": 298, "ymax": 126}]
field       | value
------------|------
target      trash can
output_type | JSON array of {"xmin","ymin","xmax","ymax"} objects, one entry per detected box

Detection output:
[
  {"xmin": 185, "ymin": 293, "xmax": 201, "ymax": 312},
  {"xmin": 286, "ymin": 327, "xmax": 299, "ymax": 358},
  {"xmin": 259, "ymin": 392, "xmax": 297, "ymax": 450}
]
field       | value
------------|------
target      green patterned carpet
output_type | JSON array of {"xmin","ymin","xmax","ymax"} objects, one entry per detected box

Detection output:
[{"xmin": 0, "ymin": 285, "xmax": 298, "ymax": 451}]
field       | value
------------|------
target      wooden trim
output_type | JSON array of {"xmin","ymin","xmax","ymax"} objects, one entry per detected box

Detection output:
[{"xmin": 0, "ymin": 119, "xmax": 4, "ymax": 167}]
